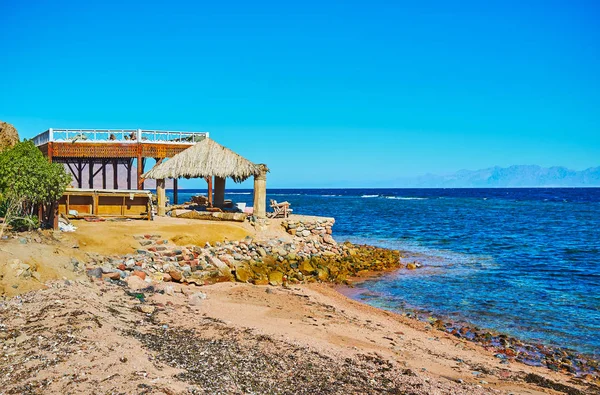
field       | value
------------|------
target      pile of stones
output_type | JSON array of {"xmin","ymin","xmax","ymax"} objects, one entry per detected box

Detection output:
[{"xmin": 85, "ymin": 233, "xmax": 402, "ymax": 287}]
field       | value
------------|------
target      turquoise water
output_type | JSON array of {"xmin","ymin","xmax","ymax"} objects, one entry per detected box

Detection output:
[{"xmin": 170, "ymin": 188, "xmax": 600, "ymax": 357}]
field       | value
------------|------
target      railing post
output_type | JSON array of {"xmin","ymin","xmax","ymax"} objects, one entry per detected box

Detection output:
[
  {"xmin": 137, "ymin": 129, "xmax": 142, "ymax": 141},
  {"xmin": 48, "ymin": 128, "xmax": 54, "ymax": 142}
]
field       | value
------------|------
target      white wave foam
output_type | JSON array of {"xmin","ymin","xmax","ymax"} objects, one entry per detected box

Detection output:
[
  {"xmin": 361, "ymin": 195, "xmax": 379, "ymax": 198},
  {"xmin": 226, "ymin": 192, "xmax": 251, "ymax": 195},
  {"xmin": 385, "ymin": 197, "xmax": 427, "ymax": 200}
]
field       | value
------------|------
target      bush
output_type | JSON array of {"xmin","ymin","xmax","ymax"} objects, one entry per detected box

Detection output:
[{"xmin": 0, "ymin": 141, "xmax": 71, "ymax": 232}]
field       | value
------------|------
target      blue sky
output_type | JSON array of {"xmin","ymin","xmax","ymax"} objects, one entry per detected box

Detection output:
[{"xmin": 1, "ymin": 0, "xmax": 598, "ymax": 188}]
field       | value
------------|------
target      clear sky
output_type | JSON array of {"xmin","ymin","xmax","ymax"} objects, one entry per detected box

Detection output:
[{"xmin": 1, "ymin": 0, "xmax": 598, "ymax": 188}]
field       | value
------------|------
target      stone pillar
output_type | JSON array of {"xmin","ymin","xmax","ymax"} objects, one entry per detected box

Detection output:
[
  {"xmin": 253, "ymin": 164, "xmax": 268, "ymax": 218},
  {"xmin": 214, "ymin": 176, "xmax": 226, "ymax": 207},
  {"xmin": 156, "ymin": 179, "xmax": 166, "ymax": 216}
]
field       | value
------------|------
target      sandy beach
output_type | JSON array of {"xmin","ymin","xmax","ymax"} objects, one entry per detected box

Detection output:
[{"xmin": 1, "ymin": 217, "xmax": 598, "ymax": 394}]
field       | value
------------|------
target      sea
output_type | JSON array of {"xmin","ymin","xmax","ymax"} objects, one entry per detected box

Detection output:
[{"xmin": 168, "ymin": 188, "xmax": 600, "ymax": 358}]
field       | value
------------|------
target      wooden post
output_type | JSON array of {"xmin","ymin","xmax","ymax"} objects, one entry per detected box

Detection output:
[
  {"xmin": 92, "ymin": 192, "xmax": 99, "ymax": 215},
  {"xmin": 206, "ymin": 176, "xmax": 213, "ymax": 206},
  {"xmin": 77, "ymin": 160, "xmax": 83, "ymax": 188},
  {"xmin": 253, "ymin": 164, "xmax": 268, "ymax": 218},
  {"xmin": 127, "ymin": 159, "xmax": 132, "ymax": 190},
  {"xmin": 214, "ymin": 176, "xmax": 226, "ymax": 207},
  {"xmin": 136, "ymin": 148, "xmax": 143, "ymax": 190},
  {"xmin": 173, "ymin": 178, "xmax": 178, "ymax": 205},
  {"xmin": 102, "ymin": 160, "xmax": 107, "ymax": 189},
  {"xmin": 156, "ymin": 179, "xmax": 166, "ymax": 216},
  {"xmin": 113, "ymin": 160, "xmax": 118, "ymax": 189},
  {"xmin": 89, "ymin": 160, "xmax": 94, "ymax": 189}
]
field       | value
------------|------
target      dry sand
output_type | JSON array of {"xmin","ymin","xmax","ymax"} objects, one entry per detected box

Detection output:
[{"xmin": 1, "ymin": 217, "xmax": 598, "ymax": 394}]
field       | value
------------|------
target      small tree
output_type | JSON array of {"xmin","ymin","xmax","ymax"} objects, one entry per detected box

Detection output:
[{"xmin": 0, "ymin": 141, "xmax": 71, "ymax": 233}]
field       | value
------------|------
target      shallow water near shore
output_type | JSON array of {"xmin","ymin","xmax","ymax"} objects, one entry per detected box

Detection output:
[{"xmin": 169, "ymin": 188, "xmax": 600, "ymax": 358}]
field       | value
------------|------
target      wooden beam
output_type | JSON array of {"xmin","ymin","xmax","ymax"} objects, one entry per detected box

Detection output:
[
  {"xmin": 206, "ymin": 176, "xmax": 213, "ymax": 207},
  {"xmin": 127, "ymin": 159, "xmax": 132, "ymax": 190},
  {"xmin": 88, "ymin": 160, "xmax": 94, "ymax": 189},
  {"xmin": 67, "ymin": 162, "xmax": 79, "ymax": 185},
  {"xmin": 173, "ymin": 178, "xmax": 178, "ymax": 205},
  {"xmin": 77, "ymin": 160, "xmax": 83, "ymax": 188},
  {"xmin": 136, "ymin": 146, "xmax": 143, "ymax": 190},
  {"xmin": 102, "ymin": 160, "xmax": 107, "ymax": 189},
  {"xmin": 113, "ymin": 160, "xmax": 118, "ymax": 189}
]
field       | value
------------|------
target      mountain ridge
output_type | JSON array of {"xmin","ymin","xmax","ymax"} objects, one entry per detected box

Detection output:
[{"xmin": 388, "ymin": 165, "xmax": 600, "ymax": 188}]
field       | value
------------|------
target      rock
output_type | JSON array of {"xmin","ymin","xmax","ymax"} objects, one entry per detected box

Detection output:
[
  {"xmin": 298, "ymin": 261, "xmax": 315, "ymax": 275},
  {"xmin": 102, "ymin": 272, "xmax": 121, "ymax": 280},
  {"xmin": 301, "ymin": 230, "xmax": 311, "ymax": 237},
  {"xmin": 132, "ymin": 270, "xmax": 146, "ymax": 280},
  {"xmin": 268, "ymin": 271, "xmax": 284, "ymax": 286},
  {"xmin": 322, "ymin": 234, "xmax": 336, "ymax": 245},
  {"xmin": 86, "ymin": 267, "xmax": 103, "ymax": 279},
  {"xmin": 126, "ymin": 275, "xmax": 149, "ymax": 290},
  {"xmin": 139, "ymin": 240, "xmax": 153, "ymax": 246},
  {"xmin": 189, "ymin": 292, "xmax": 207, "ymax": 306},
  {"xmin": 317, "ymin": 267, "xmax": 329, "ymax": 281},
  {"xmin": 406, "ymin": 263, "xmax": 417, "ymax": 270},
  {"xmin": 137, "ymin": 305, "xmax": 156, "ymax": 314},
  {"xmin": 0, "ymin": 121, "xmax": 19, "ymax": 151},
  {"xmin": 235, "ymin": 266, "xmax": 252, "ymax": 283},
  {"xmin": 169, "ymin": 269, "xmax": 183, "ymax": 282}
]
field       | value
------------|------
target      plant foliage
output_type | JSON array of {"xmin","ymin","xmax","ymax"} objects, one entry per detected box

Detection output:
[{"xmin": 0, "ymin": 141, "xmax": 71, "ymax": 231}]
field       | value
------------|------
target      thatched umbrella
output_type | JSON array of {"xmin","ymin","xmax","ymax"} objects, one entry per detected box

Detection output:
[
  {"xmin": 143, "ymin": 138, "xmax": 259, "ymax": 183},
  {"xmin": 143, "ymin": 138, "xmax": 267, "ymax": 216}
]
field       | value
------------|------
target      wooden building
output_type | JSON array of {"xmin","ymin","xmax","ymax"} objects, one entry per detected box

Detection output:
[{"xmin": 33, "ymin": 128, "xmax": 209, "ymax": 219}]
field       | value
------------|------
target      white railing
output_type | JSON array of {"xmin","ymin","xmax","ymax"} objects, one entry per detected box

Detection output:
[{"xmin": 32, "ymin": 128, "xmax": 209, "ymax": 146}]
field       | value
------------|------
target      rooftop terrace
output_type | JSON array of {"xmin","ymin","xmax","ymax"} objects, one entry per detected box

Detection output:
[{"xmin": 33, "ymin": 128, "xmax": 209, "ymax": 147}]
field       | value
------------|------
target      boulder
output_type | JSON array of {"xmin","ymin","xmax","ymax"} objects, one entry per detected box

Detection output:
[
  {"xmin": 0, "ymin": 121, "xmax": 19, "ymax": 152},
  {"xmin": 235, "ymin": 265, "xmax": 252, "ymax": 283},
  {"xmin": 268, "ymin": 271, "xmax": 284, "ymax": 286}
]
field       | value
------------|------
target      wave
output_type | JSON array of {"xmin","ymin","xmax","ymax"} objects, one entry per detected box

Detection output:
[
  {"xmin": 385, "ymin": 196, "xmax": 428, "ymax": 200},
  {"xmin": 226, "ymin": 192, "xmax": 251, "ymax": 195},
  {"xmin": 321, "ymin": 194, "xmax": 342, "ymax": 197},
  {"xmin": 361, "ymin": 195, "xmax": 380, "ymax": 198}
]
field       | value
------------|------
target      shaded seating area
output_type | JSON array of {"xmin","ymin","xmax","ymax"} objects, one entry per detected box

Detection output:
[
  {"xmin": 268, "ymin": 199, "xmax": 293, "ymax": 218},
  {"xmin": 143, "ymin": 138, "xmax": 269, "ymax": 219}
]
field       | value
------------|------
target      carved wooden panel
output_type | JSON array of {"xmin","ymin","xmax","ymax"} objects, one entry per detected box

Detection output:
[{"xmin": 49, "ymin": 142, "xmax": 192, "ymax": 159}]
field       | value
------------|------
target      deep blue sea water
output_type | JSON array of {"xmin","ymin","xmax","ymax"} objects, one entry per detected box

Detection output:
[{"xmin": 168, "ymin": 188, "xmax": 600, "ymax": 357}]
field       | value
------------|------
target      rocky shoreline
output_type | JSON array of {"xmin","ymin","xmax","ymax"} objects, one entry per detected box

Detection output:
[{"xmin": 85, "ymin": 231, "xmax": 402, "ymax": 287}]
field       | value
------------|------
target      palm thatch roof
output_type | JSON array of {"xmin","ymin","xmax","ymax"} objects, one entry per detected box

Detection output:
[{"xmin": 143, "ymin": 138, "xmax": 260, "ymax": 183}]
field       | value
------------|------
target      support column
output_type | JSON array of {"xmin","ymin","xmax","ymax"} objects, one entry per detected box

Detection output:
[
  {"xmin": 77, "ymin": 160, "xmax": 83, "ymax": 188},
  {"xmin": 214, "ymin": 177, "xmax": 226, "ymax": 207},
  {"xmin": 253, "ymin": 164, "xmax": 268, "ymax": 218},
  {"xmin": 113, "ymin": 160, "xmax": 118, "ymax": 189},
  {"xmin": 102, "ymin": 161, "xmax": 107, "ymax": 189},
  {"xmin": 156, "ymin": 179, "xmax": 166, "ymax": 216},
  {"xmin": 206, "ymin": 176, "xmax": 213, "ymax": 207},
  {"xmin": 137, "ymin": 147, "xmax": 144, "ymax": 190},
  {"xmin": 88, "ymin": 160, "xmax": 94, "ymax": 189},
  {"xmin": 173, "ymin": 178, "xmax": 178, "ymax": 205},
  {"xmin": 127, "ymin": 159, "xmax": 132, "ymax": 190}
]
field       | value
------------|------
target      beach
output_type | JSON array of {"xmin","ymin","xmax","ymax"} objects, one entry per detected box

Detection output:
[{"xmin": 1, "ymin": 216, "xmax": 597, "ymax": 395}]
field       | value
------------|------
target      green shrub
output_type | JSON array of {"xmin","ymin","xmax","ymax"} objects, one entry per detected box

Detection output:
[{"xmin": 0, "ymin": 141, "xmax": 70, "ymax": 231}]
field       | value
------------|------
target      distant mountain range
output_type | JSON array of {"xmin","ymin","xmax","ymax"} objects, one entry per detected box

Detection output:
[{"xmin": 388, "ymin": 165, "xmax": 600, "ymax": 188}]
